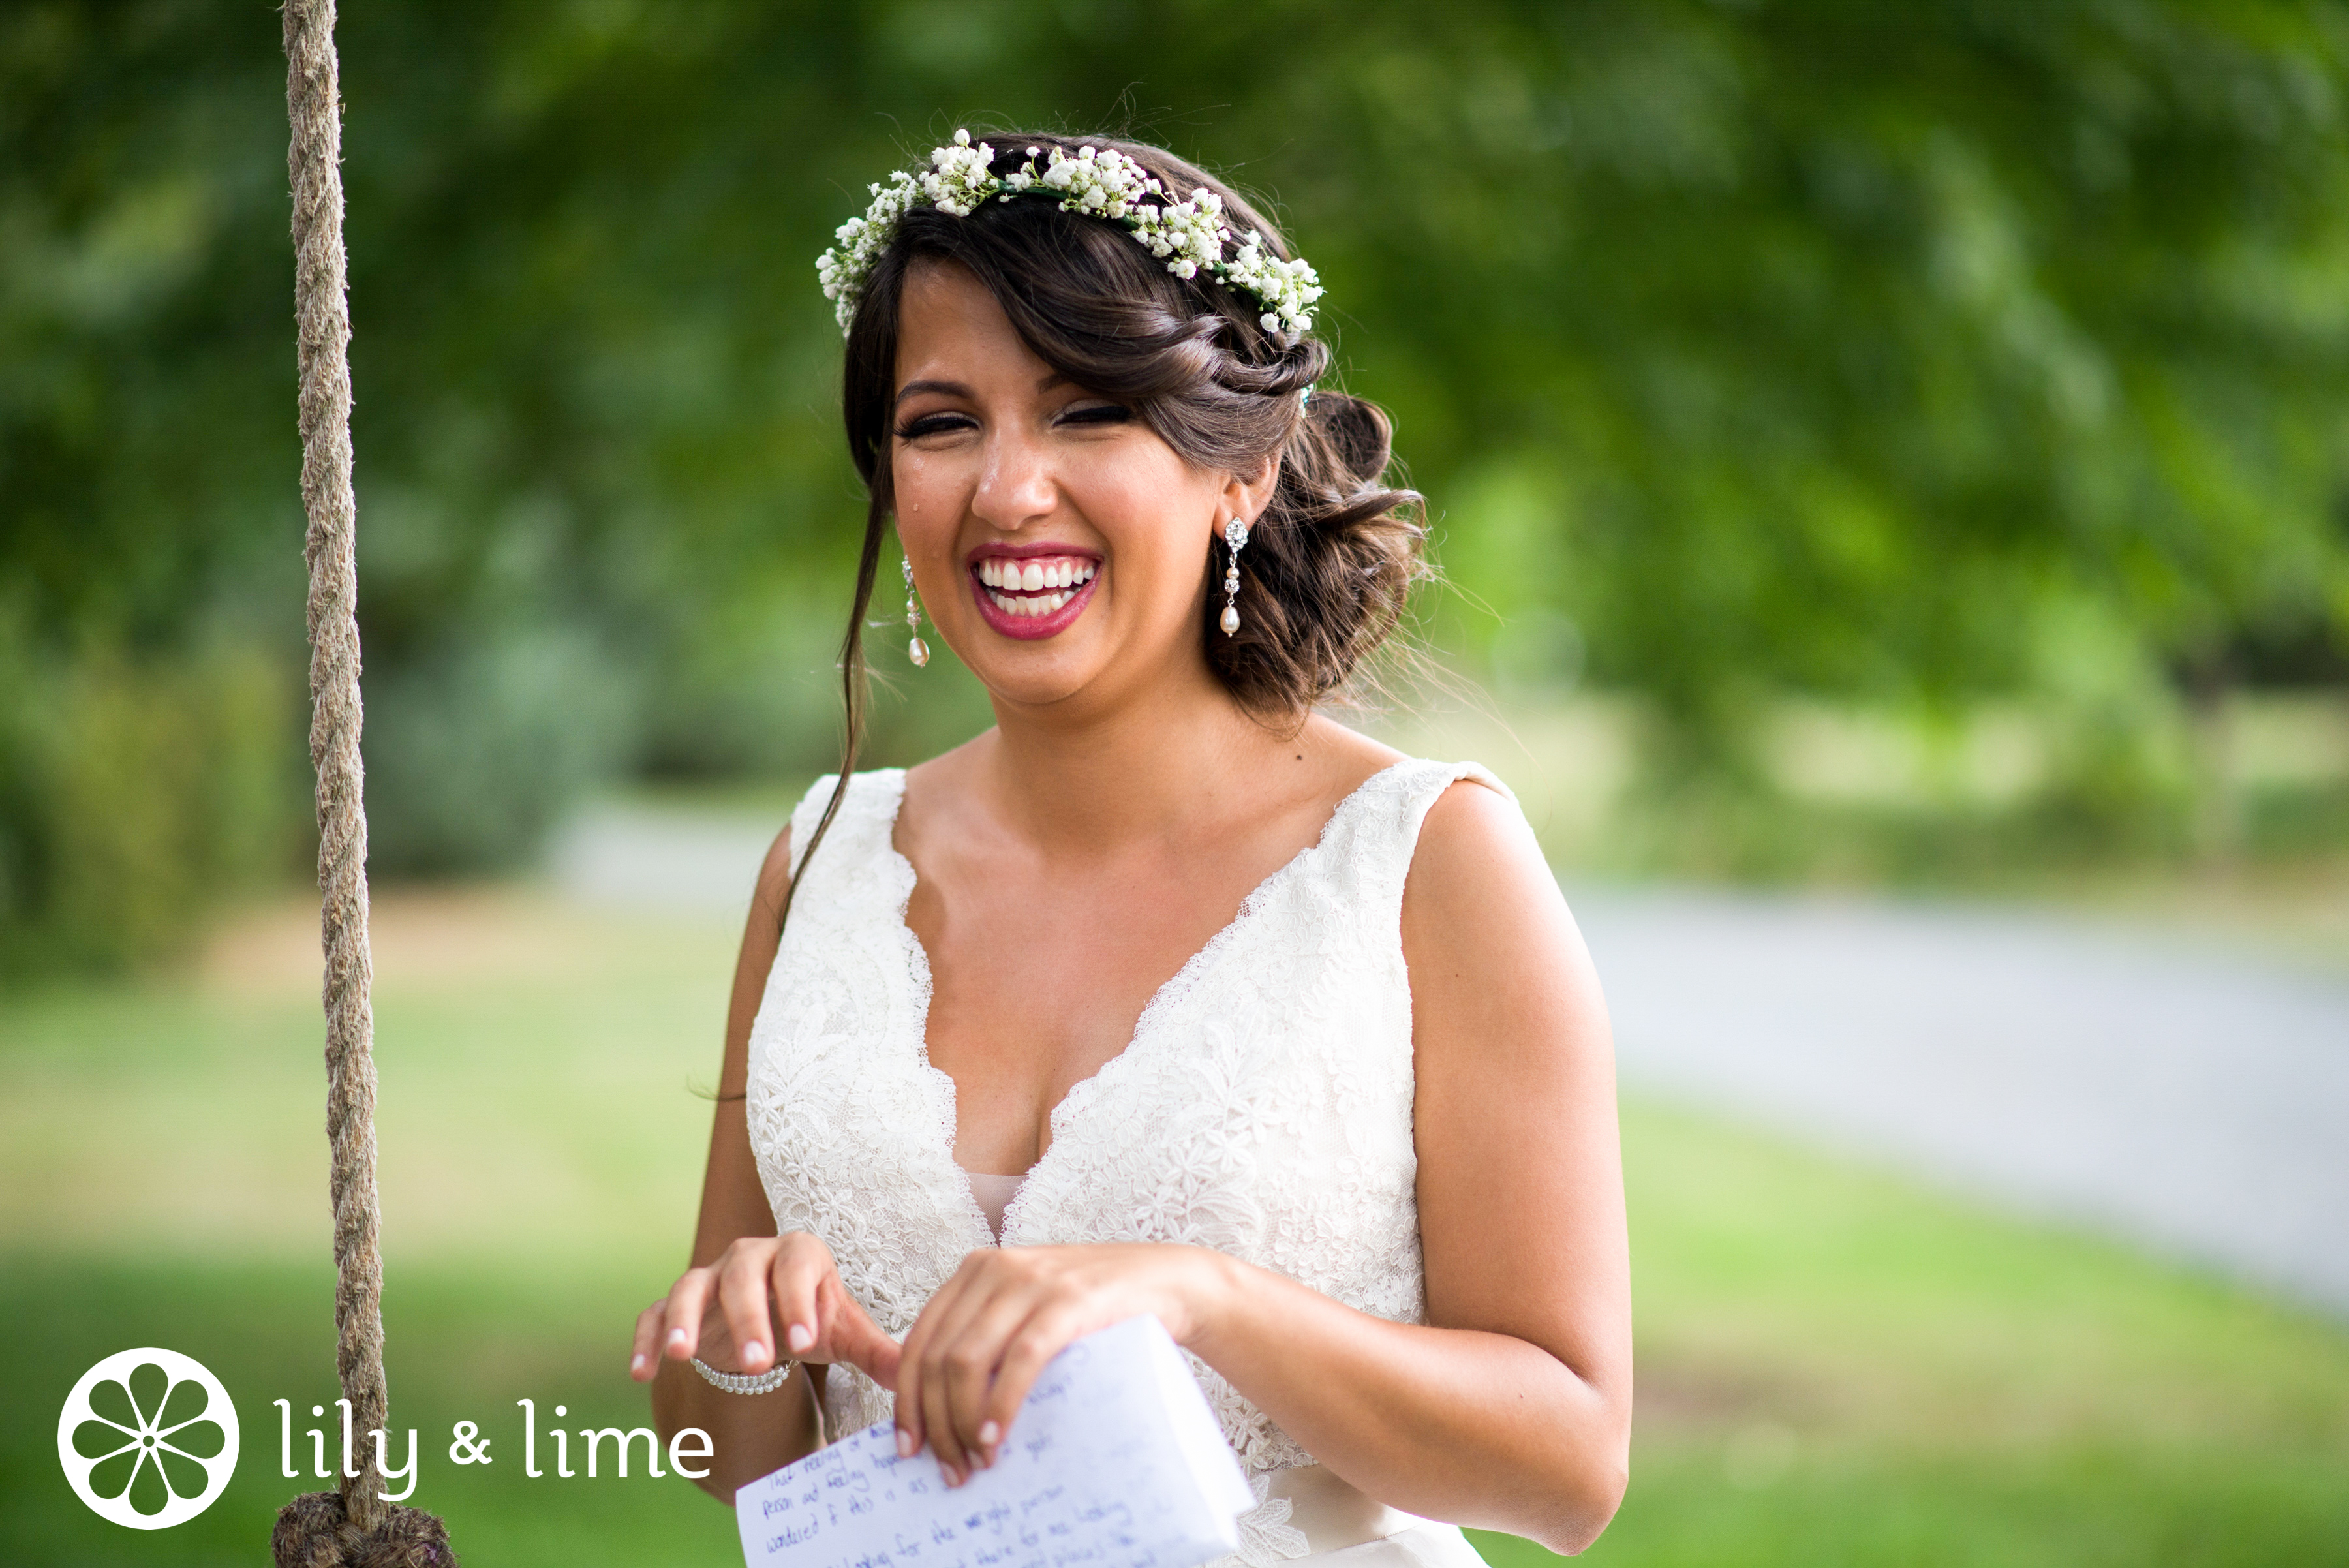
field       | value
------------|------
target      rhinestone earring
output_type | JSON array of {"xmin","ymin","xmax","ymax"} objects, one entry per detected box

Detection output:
[
  {"xmin": 902, "ymin": 555, "xmax": 929, "ymax": 667},
  {"xmin": 1220, "ymin": 516, "xmax": 1249, "ymax": 636}
]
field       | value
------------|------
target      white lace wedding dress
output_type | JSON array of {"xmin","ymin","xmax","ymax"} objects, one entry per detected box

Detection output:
[{"xmin": 745, "ymin": 760, "xmax": 1507, "ymax": 1568}]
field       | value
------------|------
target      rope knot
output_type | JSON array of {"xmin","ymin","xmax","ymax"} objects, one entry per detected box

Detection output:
[{"xmin": 272, "ymin": 1491, "xmax": 457, "ymax": 1568}]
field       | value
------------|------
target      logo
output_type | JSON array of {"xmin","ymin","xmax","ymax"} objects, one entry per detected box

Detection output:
[{"xmin": 58, "ymin": 1348, "xmax": 240, "ymax": 1529}]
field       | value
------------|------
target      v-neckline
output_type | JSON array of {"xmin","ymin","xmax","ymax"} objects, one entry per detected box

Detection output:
[{"xmin": 878, "ymin": 759, "xmax": 1411, "ymax": 1246}]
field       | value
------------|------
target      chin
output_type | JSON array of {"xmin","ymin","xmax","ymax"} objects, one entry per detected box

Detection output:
[{"xmin": 962, "ymin": 645, "xmax": 1109, "ymax": 710}]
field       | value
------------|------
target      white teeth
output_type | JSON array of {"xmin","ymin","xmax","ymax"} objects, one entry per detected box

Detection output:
[
  {"xmin": 978, "ymin": 558, "xmax": 1096, "ymax": 618},
  {"xmin": 976, "ymin": 556, "xmax": 1100, "ymax": 590}
]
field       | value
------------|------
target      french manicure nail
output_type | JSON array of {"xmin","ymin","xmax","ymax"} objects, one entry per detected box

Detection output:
[
  {"xmin": 787, "ymin": 1323, "xmax": 814, "ymax": 1353},
  {"xmin": 745, "ymin": 1340, "xmax": 767, "ymax": 1366},
  {"xmin": 978, "ymin": 1421, "xmax": 1000, "ymax": 1445},
  {"xmin": 897, "ymin": 1430, "xmax": 915, "ymax": 1458},
  {"xmin": 668, "ymin": 1328, "xmax": 687, "ymax": 1347},
  {"xmin": 631, "ymin": 1353, "xmax": 647, "ymax": 1374}
]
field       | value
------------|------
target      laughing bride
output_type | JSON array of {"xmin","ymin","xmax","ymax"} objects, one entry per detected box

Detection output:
[{"xmin": 631, "ymin": 131, "xmax": 1632, "ymax": 1563}]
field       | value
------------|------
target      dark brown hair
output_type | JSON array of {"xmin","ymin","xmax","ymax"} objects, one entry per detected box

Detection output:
[{"xmin": 784, "ymin": 133, "xmax": 1424, "ymax": 925}]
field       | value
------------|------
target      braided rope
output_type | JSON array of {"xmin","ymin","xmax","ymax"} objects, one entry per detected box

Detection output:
[{"xmin": 279, "ymin": 2, "xmax": 453, "ymax": 1561}]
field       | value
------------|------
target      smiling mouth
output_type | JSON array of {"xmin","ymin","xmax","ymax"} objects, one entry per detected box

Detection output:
[{"xmin": 972, "ymin": 554, "xmax": 1099, "ymax": 619}]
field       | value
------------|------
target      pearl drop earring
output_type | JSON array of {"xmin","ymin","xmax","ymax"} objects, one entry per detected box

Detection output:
[
  {"xmin": 903, "ymin": 555, "xmax": 929, "ymax": 667},
  {"xmin": 1220, "ymin": 516, "xmax": 1249, "ymax": 636}
]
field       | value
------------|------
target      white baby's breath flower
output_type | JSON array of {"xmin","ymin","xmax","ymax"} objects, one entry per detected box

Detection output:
[{"xmin": 814, "ymin": 131, "xmax": 1325, "ymax": 339}]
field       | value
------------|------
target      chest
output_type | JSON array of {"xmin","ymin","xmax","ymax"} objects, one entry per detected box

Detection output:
[
  {"xmin": 743, "ymin": 797, "xmax": 1427, "ymax": 1253},
  {"xmin": 748, "ymin": 870, "xmax": 1423, "ymax": 1293},
  {"xmin": 903, "ymin": 842, "xmax": 1309, "ymax": 1173}
]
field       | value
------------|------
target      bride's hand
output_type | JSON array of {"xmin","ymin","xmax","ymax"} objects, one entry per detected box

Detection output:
[
  {"xmin": 895, "ymin": 1243, "xmax": 1223, "ymax": 1486},
  {"xmin": 631, "ymin": 1231, "xmax": 902, "ymax": 1389}
]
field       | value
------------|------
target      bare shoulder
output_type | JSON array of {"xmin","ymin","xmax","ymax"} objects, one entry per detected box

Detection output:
[
  {"xmin": 1402, "ymin": 773, "xmax": 1608, "ymax": 1063},
  {"xmin": 1299, "ymin": 713, "xmax": 1406, "ymax": 791},
  {"xmin": 1405, "ymin": 773, "xmax": 1551, "ymax": 918}
]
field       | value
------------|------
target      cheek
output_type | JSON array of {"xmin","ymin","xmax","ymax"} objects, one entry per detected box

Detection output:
[
  {"xmin": 892, "ymin": 447, "xmax": 963, "ymax": 519},
  {"xmin": 1077, "ymin": 468, "xmax": 1216, "ymax": 593}
]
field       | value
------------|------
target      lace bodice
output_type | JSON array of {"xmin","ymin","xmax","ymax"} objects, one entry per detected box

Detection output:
[{"xmin": 743, "ymin": 758, "xmax": 1505, "ymax": 1561}]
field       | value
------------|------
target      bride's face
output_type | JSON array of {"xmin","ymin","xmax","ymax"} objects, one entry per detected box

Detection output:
[{"xmin": 889, "ymin": 260, "xmax": 1244, "ymax": 711}]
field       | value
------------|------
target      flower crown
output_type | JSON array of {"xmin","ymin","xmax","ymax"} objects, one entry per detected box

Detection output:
[{"xmin": 816, "ymin": 131, "xmax": 1325, "ymax": 341}]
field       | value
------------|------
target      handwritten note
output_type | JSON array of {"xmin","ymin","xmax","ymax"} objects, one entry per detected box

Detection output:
[{"xmin": 735, "ymin": 1316, "xmax": 1253, "ymax": 1568}]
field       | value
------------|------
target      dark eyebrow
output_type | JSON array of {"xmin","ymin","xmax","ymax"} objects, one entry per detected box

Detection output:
[{"xmin": 894, "ymin": 378, "xmax": 972, "ymax": 408}]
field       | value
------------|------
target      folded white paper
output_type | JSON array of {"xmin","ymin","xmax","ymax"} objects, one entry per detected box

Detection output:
[{"xmin": 735, "ymin": 1315, "xmax": 1254, "ymax": 1568}]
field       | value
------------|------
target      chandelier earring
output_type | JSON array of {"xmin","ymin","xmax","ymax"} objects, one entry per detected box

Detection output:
[
  {"xmin": 902, "ymin": 555, "xmax": 930, "ymax": 667},
  {"xmin": 1220, "ymin": 515, "xmax": 1249, "ymax": 636}
]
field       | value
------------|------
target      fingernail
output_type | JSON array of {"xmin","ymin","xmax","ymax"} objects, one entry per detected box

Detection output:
[
  {"xmin": 668, "ymin": 1328, "xmax": 687, "ymax": 1347},
  {"xmin": 745, "ymin": 1340, "xmax": 767, "ymax": 1366},
  {"xmin": 897, "ymin": 1430, "xmax": 915, "ymax": 1459},
  {"xmin": 979, "ymin": 1421, "xmax": 1000, "ymax": 1445},
  {"xmin": 630, "ymin": 1353, "xmax": 647, "ymax": 1374},
  {"xmin": 787, "ymin": 1323, "xmax": 814, "ymax": 1353}
]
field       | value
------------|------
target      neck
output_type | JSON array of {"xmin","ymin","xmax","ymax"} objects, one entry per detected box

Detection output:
[{"xmin": 980, "ymin": 659, "xmax": 1291, "ymax": 852}]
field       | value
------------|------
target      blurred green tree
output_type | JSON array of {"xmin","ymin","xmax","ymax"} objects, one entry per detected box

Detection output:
[{"xmin": 3, "ymin": 0, "xmax": 2346, "ymax": 961}]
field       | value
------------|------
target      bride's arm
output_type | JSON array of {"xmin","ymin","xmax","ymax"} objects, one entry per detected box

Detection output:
[
  {"xmin": 631, "ymin": 826, "xmax": 900, "ymax": 1501},
  {"xmin": 1199, "ymin": 777, "xmax": 1631, "ymax": 1548},
  {"xmin": 891, "ymin": 780, "xmax": 1632, "ymax": 1554}
]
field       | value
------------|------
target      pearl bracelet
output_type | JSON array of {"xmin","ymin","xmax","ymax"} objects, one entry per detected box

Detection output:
[{"xmin": 691, "ymin": 1357, "xmax": 795, "ymax": 1395}]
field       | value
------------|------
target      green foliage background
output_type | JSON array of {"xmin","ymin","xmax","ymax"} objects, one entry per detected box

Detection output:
[{"xmin": 6, "ymin": 0, "xmax": 2349, "ymax": 964}]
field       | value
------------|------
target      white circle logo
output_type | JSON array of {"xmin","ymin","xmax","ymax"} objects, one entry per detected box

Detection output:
[{"xmin": 57, "ymin": 1348, "xmax": 240, "ymax": 1529}]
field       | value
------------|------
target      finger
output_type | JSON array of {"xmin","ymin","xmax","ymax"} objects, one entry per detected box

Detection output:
[
  {"xmin": 629, "ymin": 1302, "xmax": 667, "ymax": 1381},
  {"xmin": 940, "ymin": 1278, "xmax": 1051, "ymax": 1469},
  {"xmin": 662, "ymin": 1267, "xmax": 716, "ymax": 1363},
  {"xmin": 893, "ymin": 1265, "xmax": 971, "ymax": 1461},
  {"xmin": 915, "ymin": 1267, "xmax": 1006, "ymax": 1482},
  {"xmin": 921, "ymin": 1331, "xmax": 967, "ymax": 1484},
  {"xmin": 769, "ymin": 1238, "xmax": 829, "ymax": 1360},
  {"xmin": 818, "ymin": 1278, "xmax": 903, "ymax": 1386},
  {"xmin": 981, "ymin": 1296, "xmax": 1093, "ymax": 1456},
  {"xmin": 717, "ymin": 1240, "xmax": 784, "ymax": 1372}
]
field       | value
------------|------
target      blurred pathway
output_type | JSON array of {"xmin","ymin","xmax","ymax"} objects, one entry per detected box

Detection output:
[
  {"xmin": 554, "ymin": 807, "xmax": 2349, "ymax": 1316},
  {"xmin": 1575, "ymin": 888, "xmax": 2349, "ymax": 1318}
]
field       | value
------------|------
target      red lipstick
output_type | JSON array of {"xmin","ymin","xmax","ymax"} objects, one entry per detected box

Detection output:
[{"xmin": 965, "ymin": 545, "xmax": 1102, "ymax": 642}]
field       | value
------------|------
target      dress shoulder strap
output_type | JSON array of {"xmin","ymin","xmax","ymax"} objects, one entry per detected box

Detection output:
[
  {"xmin": 1387, "ymin": 757, "xmax": 1514, "ymax": 846},
  {"xmin": 785, "ymin": 767, "xmax": 908, "ymax": 885},
  {"xmin": 1311, "ymin": 758, "xmax": 1517, "ymax": 915}
]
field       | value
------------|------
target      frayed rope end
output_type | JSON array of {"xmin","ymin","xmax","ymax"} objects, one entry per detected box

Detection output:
[{"xmin": 272, "ymin": 1491, "xmax": 456, "ymax": 1568}]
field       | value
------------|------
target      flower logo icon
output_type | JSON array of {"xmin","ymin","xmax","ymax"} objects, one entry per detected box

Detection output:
[{"xmin": 57, "ymin": 1348, "xmax": 240, "ymax": 1529}]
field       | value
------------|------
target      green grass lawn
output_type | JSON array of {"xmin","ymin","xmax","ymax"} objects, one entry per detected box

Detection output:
[{"xmin": 3, "ymin": 890, "xmax": 2345, "ymax": 1566}]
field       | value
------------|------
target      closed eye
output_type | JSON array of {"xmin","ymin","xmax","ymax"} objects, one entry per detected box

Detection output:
[
  {"xmin": 895, "ymin": 411, "xmax": 977, "ymax": 440},
  {"xmin": 1056, "ymin": 402, "xmax": 1131, "ymax": 428}
]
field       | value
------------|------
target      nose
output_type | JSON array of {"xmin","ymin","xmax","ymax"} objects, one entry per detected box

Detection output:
[{"xmin": 970, "ymin": 425, "xmax": 1056, "ymax": 533}]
